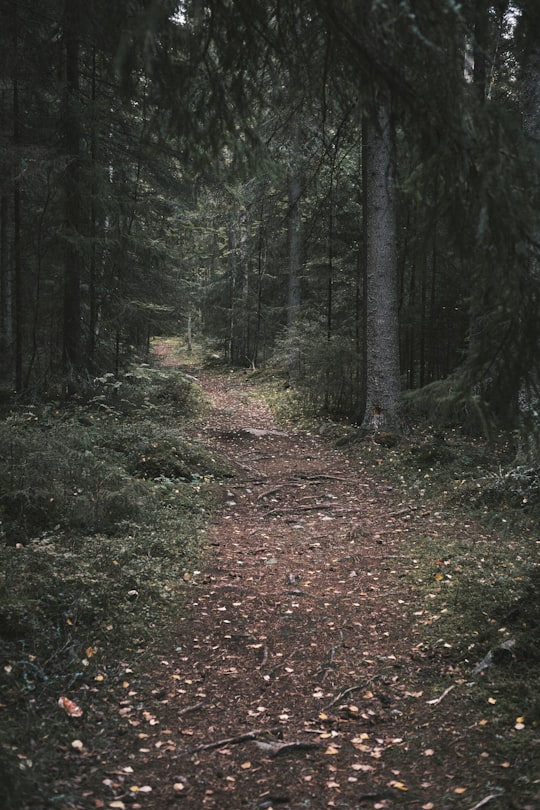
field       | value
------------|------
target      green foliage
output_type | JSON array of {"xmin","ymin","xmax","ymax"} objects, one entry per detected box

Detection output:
[
  {"xmin": 272, "ymin": 318, "xmax": 362, "ymax": 417},
  {"xmin": 0, "ymin": 358, "xmax": 226, "ymax": 801}
]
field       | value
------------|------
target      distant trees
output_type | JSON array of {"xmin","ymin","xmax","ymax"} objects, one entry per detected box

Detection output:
[
  {"xmin": 0, "ymin": 0, "xmax": 538, "ymax": 455},
  {"xmin": 0, "ymin": 0, "xmax": 184, "ymax": 394}
]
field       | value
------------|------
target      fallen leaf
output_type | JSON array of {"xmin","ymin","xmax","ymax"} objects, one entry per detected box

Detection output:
[
  {"xmin": 488, "ymin": 697, "xmax": 497, "ymax": 705},
  {"xmin": 71, "ymin": 739, "xmax": 85, "ymax": 751},
  {"xmin": 422, "ymin": 803, "xmax": 435, "ymax": 809},
  {"xmin": 86, "ymin": 646, "xmax": 98, "ymax": 658},
  {"xmin": 454, "ymin": 787, "xmax": 467, "ymax": 794},
  {"xmin": 325, "ymin": 745, "xmax": 340, "ymax": 755},
  {"xmin": 389, "ymin": 780, "xmax": 408, "ymax": 791},
  {"xmin": 240, "ymin": 761, "xmax": 251, "ymax": 769},
  {"xmin": 58, "ymin": 696, "xmax": 83, "ymax": 717},
  {"xmin": 424, "ymin": 748, "xmax": 435, "ymax": 756},
  {"xmin": 109, "ymin": 803, "xmax": 125, "ymax": 809},
  {"xmin": 173, "ymin": 783, "xmax": 185, "ymax": 792}
]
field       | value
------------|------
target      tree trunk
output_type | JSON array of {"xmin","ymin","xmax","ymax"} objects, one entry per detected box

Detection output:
[
  {"xmin": 517, "ymin": 21, "xmax": 540, "ymax": 463},
  {"xmin": 62, "ymin": 0, "xmax": 83, "ymax": 391},
  {"xmin": 286, "ymin": 116, "xmax": 304, "ymax": 372},
  {"xmin": 360, "ymin": 92, "xmax": 401, "ymax": 432},
  {"xmin": 287, "ymin": 154, "xmax": 302, "ymax": 327}
]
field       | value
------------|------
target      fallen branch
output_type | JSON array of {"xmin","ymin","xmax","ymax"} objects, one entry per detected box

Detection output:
[
  {"xmin": 255, "ymin": 740, "xmax": 322, "ymax": 757},
  {"xmin": 257, "ymin": 483, "xmax": 302, "ymax": 501},
  {"xmin": 426, "ymin": 684, "xmax": 456, "ymax": 706},
  {"xmin": 323, "ymin": 674, "xmax": 383, "ymax": 710},
  {"xmin": 264, "ymin": 503, "xmax": 336, "ymax": 517},
  {"xmin": 292, "ymin": 473, "xmax": 365, "ymax": 484},
  {"xmin": 258, "ymin": 645, "xmax": 269, "ymax": 668},
  {"xmin": 468, "ymin": 794, "xmax": 501, "ymax": 810},
  {"xmin": 177, "ymin": 702, "xmax": 204, "ymax": 717},
  {"xmin": 190, "ymin": 728, "xmax": 279, "ymax": 753},
  {"xmin": 388, "ymin": 507, "xmax": 412, "ymax": 518}
]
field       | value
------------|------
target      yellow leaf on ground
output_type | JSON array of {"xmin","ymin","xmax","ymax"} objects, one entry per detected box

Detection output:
[
  {"xmin": 454, "ymin": 787, "xmax": 467, "ymax": 794},
  {"xmin": 389, "ymin": 781, "xmax": 408, "ymax": 791},
  {"xmin": 325, "ymin": 745, "xmax": 340, "ymax": 755},
  {"xmin": 240, "ymin": 761, "xmax": 251, "ymax": 769}
]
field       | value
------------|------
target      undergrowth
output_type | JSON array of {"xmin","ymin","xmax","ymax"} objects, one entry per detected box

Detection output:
[{"xmin": 0, "ymin": 352, "xmax": 226, "ymax": 807}]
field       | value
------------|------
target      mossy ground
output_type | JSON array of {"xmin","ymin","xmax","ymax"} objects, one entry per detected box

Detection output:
[{"xmin": 0, "ymin": 346, "xmax": 228, "ymax": 807}]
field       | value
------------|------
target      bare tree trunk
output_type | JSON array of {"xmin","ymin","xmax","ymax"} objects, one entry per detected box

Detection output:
[
  {"xmin": 0, "ymin": 194, "xmax": 12, "ymax": 386},
  {"xmin": 517, "ymin": 27, "xmax": 540, "ymax": 463},
  {"xmin": 287, "ymin": 152, "xmax": 303, "ymax": 329},
  {"xmin": 13, "ymin": 75, "xmax": 22, "ymax": 393},
  {"xmin": 360, "ymin": 91, "xmax": 401, "ymax": 432},
  {"xmin": 62, "ymin": 0, "xmax": 83, "ymax": 391}
]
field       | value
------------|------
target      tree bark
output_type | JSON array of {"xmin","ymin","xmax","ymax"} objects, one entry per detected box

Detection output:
[
  {"xmin": 360, "ymin": 92, "xmax": 401, "ymax": 432},
  {"xmin": 517, "ymin": 20, "xmax": 540, "ymax": 463},
  {"xmin": 62, "ymin": 0, "xmax": 83, "ymax": 391}
]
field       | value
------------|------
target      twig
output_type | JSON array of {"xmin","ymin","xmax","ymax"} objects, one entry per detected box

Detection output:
[
  {"xmin": 264, "ymin": 503, "xmax": 336, "ymax": 517},
  {"xmin": 257, "ymin": 483, "xmax": 301, "ymax": 500},
  {"xmin": 468, "ymin": 794, "xmax": 501, "ymax": 810},
  {"xmin": 426, "ymin": 684, "xmax": 456, "ymax": 706},
  {"xmin": 292, "ymin": 473, "xmax": 364, "ymax": 484},
  {"xmin": 323, "ymin": 674, "xmax": 382, "ymax": 710},
  {"xmin": 190, "ymin": 731, "xmax": 262, "ymax": 753},
  {"xmin": 258, "ymin": 645, "xmax": 269, "ymax": 668},
  {"xmin": 256, "ymin": 740, "xmax": 322, "ymax": 757},
  {"xmin": 177, "ymin": 702, "xmax": 204, "ymax": 717},
  {"xmin": 190, "ymin": 728, "xmax": 279, "ymax": 753}
]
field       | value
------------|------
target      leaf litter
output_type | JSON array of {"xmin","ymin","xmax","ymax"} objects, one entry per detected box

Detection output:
[{"xmin": 11, "ymin": 340, "xmax": 540, "ymax": 809}]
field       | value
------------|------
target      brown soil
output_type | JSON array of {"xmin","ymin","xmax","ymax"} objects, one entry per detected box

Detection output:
[{"xmin": 59, "ymin": 343, "xmax": 537, "ymax": 810}]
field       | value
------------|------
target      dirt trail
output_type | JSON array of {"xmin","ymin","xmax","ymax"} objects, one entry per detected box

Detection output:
[{"xmin": 82, "ymin": 346, "xmax": 524, "ymax": 810}]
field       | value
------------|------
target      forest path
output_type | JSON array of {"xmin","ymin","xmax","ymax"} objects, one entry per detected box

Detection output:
[{"xmin": 94, "ymin": 342, "xmax": 515, "ymax": 810}]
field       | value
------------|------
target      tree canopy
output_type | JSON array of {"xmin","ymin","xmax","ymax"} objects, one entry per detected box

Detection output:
[{"xmin": 0, "ymin": 0, "xmax": 538, "ymax": 453}]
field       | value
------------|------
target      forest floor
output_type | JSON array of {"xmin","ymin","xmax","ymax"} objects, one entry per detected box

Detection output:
[{"xmin": 16, "ymin": 340, "xmax": 539, "ymax": 810}]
